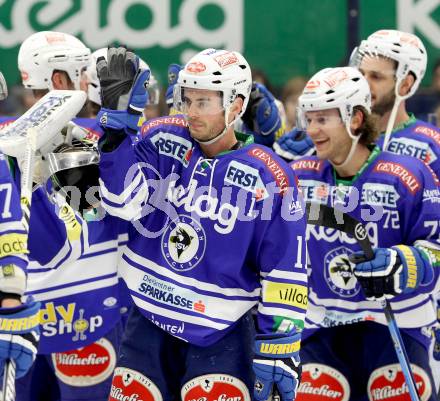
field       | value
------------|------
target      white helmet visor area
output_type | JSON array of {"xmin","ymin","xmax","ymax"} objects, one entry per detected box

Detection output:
[
  {"xmin": 349, "ymin": 47, "xmax": 397, "ymax": 80},
  {"xmin": 173, "ymin": 85, "xmax": 226, "ymax": 117},
  {"xmin": 296, "ymin": 107, "xmax": 344, "ymax": 132}
]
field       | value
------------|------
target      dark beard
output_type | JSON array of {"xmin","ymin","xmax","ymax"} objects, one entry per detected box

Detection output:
[{"xmin": 372, "ymin": 89, "xmax": 396, "ymax": 116}]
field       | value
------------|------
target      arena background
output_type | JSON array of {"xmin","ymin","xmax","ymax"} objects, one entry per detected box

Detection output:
[{"xmin": 0, "ymin": 0, "xmax": 439, "ymax": 100}]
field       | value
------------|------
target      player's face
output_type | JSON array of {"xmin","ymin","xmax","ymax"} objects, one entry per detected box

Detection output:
[
  {"xmin": 182, "ymin": 88, "xmax": 226, "ymax": 142},
  {"xmin": 358, "ymin": 55, "xmax": 396, "ymax": 116},
  {"xmin": 305, "ymin": 109, "xmax": 352, "ymax": 164}
]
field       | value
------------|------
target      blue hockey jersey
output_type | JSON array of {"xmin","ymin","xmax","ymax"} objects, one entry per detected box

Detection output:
[
  {"xmin": 376, "ymin": 115, "xmax": 440, "ymax": 177},
  {"xmin": 99, "ymin": 115, "xmax": 308, "ymax": 346},
  {"xmin": 0, "ymin": 152, "xmax": 28, "ymax": 293},
  {"xmin": 25, "ymin": 188, "xmax": 129, "ymax": 354},
  {"xmin": 291, "ymin": 148, "xmax": 440, "ymax": 346},
  {"xmin": 0, "ymin": 115, "xmax": 129, "ymax": 353}
]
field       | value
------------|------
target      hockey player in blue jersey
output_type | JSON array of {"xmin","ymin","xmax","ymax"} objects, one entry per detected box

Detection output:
[
  {"xmin": 351, "ymin": 29, "xmax": 440, "ymax": 391},
  {"xmin": 0, "ymin": 71, "xmax": 40, "ymax": 383},
  {"xmin": 275, "ymin": 30, "xmax": 440, "ymax": 175},
  {"xmin": 96, "ymin": 46, "xmax": 308, "ymax": 401},
  {"xmin": 351, "ymin": 30, "xmax": 440, "ymax": 172},
  {"xmin": 165, "ymin": 63, "xmax": 285, "ymax": 147},
  {"xmin": 8, "ymin": 31, "xmax": 129, "ymax": 401},
  {"xmin": 291, "ymin": 66, "xmax": 440, "ymax": 400}
]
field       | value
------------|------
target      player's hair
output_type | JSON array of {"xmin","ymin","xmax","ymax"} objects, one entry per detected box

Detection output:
[{"xmin": 353, "ymin": 105, "xmax": 379, "ymax": 145}]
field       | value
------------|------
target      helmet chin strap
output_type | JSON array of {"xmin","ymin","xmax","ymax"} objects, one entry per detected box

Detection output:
[
  {"xmin": 382, "ymin": 79, "xmax": 405, "ymax": 151},
  {"xmin": 330, "ymin": 120, "xmax": 360, "ymax": 170},
  {"xmin": 193, "ymin": 106, "xmax": 238, "ymax": 146}
]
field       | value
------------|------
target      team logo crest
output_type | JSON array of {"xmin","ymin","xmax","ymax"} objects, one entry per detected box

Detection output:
[
  {"xmin": 186, "ymin": 62, "xmax": 206, "ymax": 73},
  {"xmin": 161, "ymin": 215, "xmax": 206, "ymax": 271},
  {"xmin": 324, "ymin": 246, "xmax": 361, "ymax": 297},
  {"xmin": 100, "ymin": 112, "xmax": 108, "ymax": 126}
]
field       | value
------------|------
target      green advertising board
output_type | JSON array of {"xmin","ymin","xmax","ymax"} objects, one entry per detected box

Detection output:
[{"xmin": 0, "ymin": 0, "xmax": 439, "ymax": 89}]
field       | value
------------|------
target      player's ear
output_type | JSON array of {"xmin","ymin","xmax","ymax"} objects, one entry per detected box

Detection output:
[
  {"xmin": 230, "ymin": 96, "xmax": 244, "ymax": 119},
  {"xmin": 52, "ymin": 71, "xmax": 71, "ymax": 90},
  {"xmin": 398, "ymin": 74, "xmax": 415, "ymax": 97},
  {"xmin": 52, "ymin": 71, "xmax": 64, "ymax": 90},
  {"xmin": 350, "ymin": 108, "xmax": 364, "ymax": 131}
]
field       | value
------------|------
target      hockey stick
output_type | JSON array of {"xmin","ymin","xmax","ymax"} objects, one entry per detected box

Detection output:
[
  {"xmin": 1, "ymin": 359, "xmax": 16, "ymax": 401},
  {"xmin": 0, "ymin": 90, "xmax": 86, "ymax": 400},
  {"xmin": 305, "ymin": 202, "xmax": 421, "ymax": 401}
]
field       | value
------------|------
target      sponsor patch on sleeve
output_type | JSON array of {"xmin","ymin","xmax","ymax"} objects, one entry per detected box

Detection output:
[
  {"xmin": 291, "ymin": 159, "xmax": 323, "ymax": 172},
  {"xmin": 141, "ymin": 116, "xmax": 187, "ymax": 137},
  {"xmin": 373, "ymin": 162, "xmax": 420, "ymax": 194},
  {"xmin": 248, "ymin": 147, "xmax": 289, "ymax": 195},
  {"xmin": 415, "ymin": 125, "xmax": 440, "ymax": 147},
  {"xmin": 263, "ymin": 281, "xmax": 308, "ymax": 310},
  {"xmin": 0, "ymin": 233, "xmax": 28, "ymax": 257}
]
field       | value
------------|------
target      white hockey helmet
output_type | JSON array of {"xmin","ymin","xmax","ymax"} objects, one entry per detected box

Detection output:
[
  {"xmin": 86, "ymin": 48, "xmax": 155, "ymax": 106},
  {"xmin": 298, "ymin": 66, "xmax": 371, "ymax": 133},
  {"xmin": 174, "ymin": 48, "xmax": 252, "ymax": 119},
  {"xmin": 352, "ymin": 29, "xmax": 427, "ymax": 98},
  {"xmin": 18, "ymin": 31, "xmax": 91, "ymax": 91},
  {"xmin": 298, "ymin": 67, "xmax": 371, "ymax": 167}
]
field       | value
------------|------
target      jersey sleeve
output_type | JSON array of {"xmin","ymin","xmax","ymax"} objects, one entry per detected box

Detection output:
[
  {"xmin": 98, "ymin": 134, "xmax": 150, "ymax": 221},
  {"xmin": 0, "ymin": 154, "xmax": 28, "ymax": 295},
  {"xmin": 402, "ymin": 161, "xmax": 440, "ymax": 295},
  {"xmin": 253, "ymin": 166, "xmax": 308, "ymax": 336},
  {"xmin": 28, "ymin": 188, "xmax": 87, "ymax": 268}
]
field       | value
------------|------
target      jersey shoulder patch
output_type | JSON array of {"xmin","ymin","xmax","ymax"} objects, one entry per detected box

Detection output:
[
  {"xmin": 140, "ymin": 115, "xmax": 188, "ymax": 138},
  {"xmin": 290, "ymin": 157, "xmax": 325, "ymax": 173},
  {"xmin": 245, "ymin": 145, "xmax": 291, "ymax": 195},
  {"xmin": 413, "ymin": 120, "xmax": 440, "ymax": 147},
  {"xmin": 372, "ymin": 154, "xmax": 424, "ymax": 194}
]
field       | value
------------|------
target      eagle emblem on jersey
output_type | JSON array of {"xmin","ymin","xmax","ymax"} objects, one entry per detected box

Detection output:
[
  {"xmin": 170, "ymin": 227, "xmax": 194, "ymax": 259},
  {"xmin": 324, "ymin": 246, "xmax": 361, "ymax": 297},
  {"xmin": 162, "ymin": 214, "xmax": 206, "ymax": 272}
]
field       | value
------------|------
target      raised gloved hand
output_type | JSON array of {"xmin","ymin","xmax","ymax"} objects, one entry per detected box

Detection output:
[
  {"xmin": 165, "ymin": 63, "xmax": 183, "ymax": 108},
  {"xmin": 96, "ymin": 47, "xmax": 150, "ymax": 134},
  {"xmin": 351, "ymin": 245, "xmax": 433, "ymax": 301},
  {"xmin": 0, "ymin": 299, "xmax": 40, "ymax": 379},
  {"xmin": 253, "ymin": 333, "xmax": 301, "ymax": 401},
  {"xmin": 273, "ymin": 128, "xmax": 315, "ymax": 161},
  {"xmin": 241, "ymin": 82, "xmax": 282, "ymax": 146}
]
